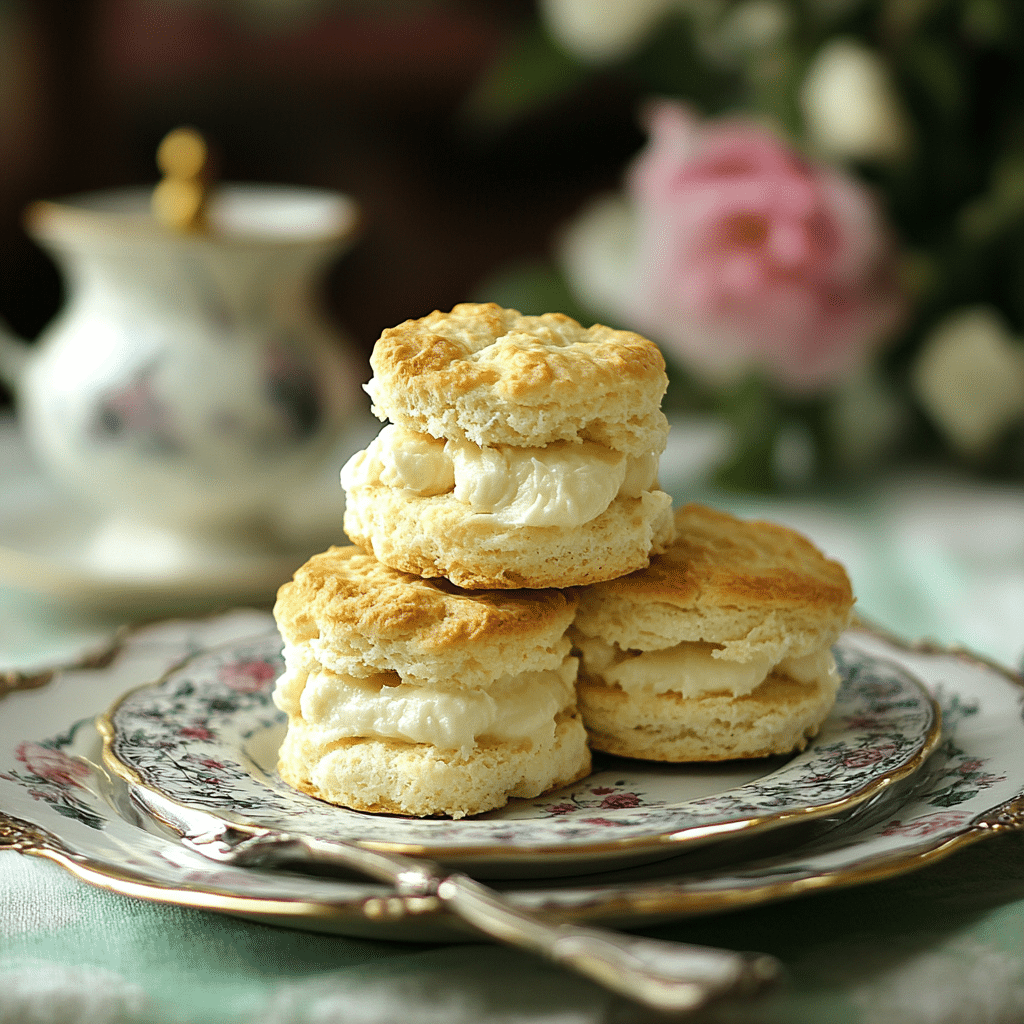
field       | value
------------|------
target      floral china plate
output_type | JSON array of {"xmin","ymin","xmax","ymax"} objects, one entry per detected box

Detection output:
[
  {"xmin": 95, "ymin": 621, "xmax": 939, "ymax": 877},
  {"xmin": 2, "ymin": 611, "xmax": 1023, "ymax": 940}
]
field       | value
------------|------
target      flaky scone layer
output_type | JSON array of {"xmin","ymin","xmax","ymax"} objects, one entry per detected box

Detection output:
[
  {"xmin": 277, "ymin": 709, "xmax": 591, "ymax": 818},
  {"xmin": 570, "ymin": 503, "xmax": 853, "ymax": 763},
  {"xmin": 274, "ymin": 545, "xmax": 577, "ymax": 686},
  {"xmin": 365, "ymin": 302, "xmax": 669, "ymax": 454},
  {"xmin": 573, "ymin": 503, "xmax": 854, "ymax": 663},
  {"xmin": 577, "ymin": 670, "xmax": 839, "ymax": 762},
  {"xmin": 343, "ymin": 486, "xmax": 675, "ymax": 590}
]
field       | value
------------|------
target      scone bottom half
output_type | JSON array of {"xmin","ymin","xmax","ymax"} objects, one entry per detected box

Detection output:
[
  {"xmin": 570, "ymin": 503, "xmax": 856, "ymax": 763},
  {"xmin": 271, "ymin": 545, "xmax": 591, "ymax": 818},
  {"xmin": 341, "ymin": 301, "xmax": 676, "ymax": 589}
]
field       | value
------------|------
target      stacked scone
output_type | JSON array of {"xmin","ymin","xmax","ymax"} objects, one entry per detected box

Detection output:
[
  {"xmin": 271, "ymin": 301, "xmax": 855, "ymax": 817},
  {"xmin": 340, "ymin": 302, "xmax": 675, "ymax": 588},
  {"xmin": 272, "ymin": 302, "xmax": 676, "ymax": 817},
  {"xmin": 570, "ymin": 504, "xmax": 855, "ymax": 762},
  {"xmin": 273, "ymin": 547, "xmax": 588, "ymax": 818}
]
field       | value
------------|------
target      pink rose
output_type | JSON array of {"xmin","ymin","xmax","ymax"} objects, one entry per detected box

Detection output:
[
  {"xmin": 880, "ymin": 812, "xmax": 970, "ymax": 838},
  {"xmin": 218, "ymin": 659, "xmax": 276, "ymax": 693},
  {"xmin": 599, "ymin": 791, "xmax": 641, "ymax": 809},
  {"xmin": 179, "ymin": 725, "xmax": 215, "ymax": 740},
  {"xmin": 546, "ymin": 803, "xmax": 577, "ymax": 816},
  {"xmin": 624, "ymin": 101, "xmax": 907, "ymax": 393},
  {"xmin": 842, "ymin": 747, "xmax": 885, "ymax": 769},
  {"xmin": 16, "ymin": 742, "xmax": 91, "ymax": 788}
]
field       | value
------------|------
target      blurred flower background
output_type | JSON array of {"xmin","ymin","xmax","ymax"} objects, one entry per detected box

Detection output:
[
  {"xmin": 1, "ymin": 0, "xmax": 1023, "ymax": 490},
  {"xmin": 483, "ymin": 0, "xmax": 1024, "ymax": 489}
]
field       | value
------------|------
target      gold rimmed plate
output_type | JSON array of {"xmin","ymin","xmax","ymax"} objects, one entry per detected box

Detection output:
[
  {"xmin": 94, "ymin": 622, "xmax": 940, "ymax": 877},
  {"xmin": 1, "ymin": 612, "xmax": 1022, "ymax": 939}
]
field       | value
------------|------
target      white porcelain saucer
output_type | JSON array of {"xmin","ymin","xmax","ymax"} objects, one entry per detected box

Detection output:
[{"xmin": 0, "ymin": 415, "xmax": 376, "ymax": 611}]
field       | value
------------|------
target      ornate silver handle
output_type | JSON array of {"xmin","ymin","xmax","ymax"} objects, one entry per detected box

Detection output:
[
  {"xmin": 189, "ymin": 827, "xmax": 782, "ymax": 1013},
  {"xmin": 133, "ymin": 788, "xmax": 782, "ymax": 1014},
  {"xmin": 436, "ymin": 873, "xmax": 779, "ymax": 1013}
]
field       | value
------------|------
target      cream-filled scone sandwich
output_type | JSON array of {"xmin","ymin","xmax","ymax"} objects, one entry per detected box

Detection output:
[
  {"xmin": 272, "ymin": 545, "xmax": 590, "ymax": 818},
  {"xmin": 570, "ymin": 504, "xmax": 855, "ymax": 762},
  {"xmin": 341, "ymin": 302, "xmax": 674, "ymax": 589}
]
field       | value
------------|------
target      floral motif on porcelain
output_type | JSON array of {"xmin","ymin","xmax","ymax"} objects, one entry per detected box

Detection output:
[
  {"xmin": 98, "ymin": 630, "xmax": 940, "ymax": 851},
  {"xmin": 1, "ymin": 614, "xmax": 1023, "ymax": 935}
]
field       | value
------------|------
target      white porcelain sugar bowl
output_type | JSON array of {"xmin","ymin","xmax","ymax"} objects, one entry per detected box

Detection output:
[{"xmin": 0, "ymin": 180, "xmax": 362, "ymax": 553}]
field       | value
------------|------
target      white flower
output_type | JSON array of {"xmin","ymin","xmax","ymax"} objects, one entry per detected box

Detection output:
[
  {"xmin": 800, "ymin": 37, "xmax": 912, "ymax": 162},
  {"xmin": 716, "ymin": 0, "xmax": 791, "ymax": 53},
  {"xmin": 538, "ymin": 0, "xmax": 678, "ymax": 62},
  {"xmin": 911, "ymin": 306, "xmax": 1024, "ymax": 458},
  {"xmin": 691, "ymin": 0, "xmax": 789, "ymax": 66},
  {"xmin": 557, "ymin": 192, "xmax": 638, "ymax": 325}
]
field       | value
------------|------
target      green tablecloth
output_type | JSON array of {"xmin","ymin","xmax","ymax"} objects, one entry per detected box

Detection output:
[
  {"xmin": 2, "ymin": 419, "xmax": 1023, "ymax": 1024},
  {"xmin": 5, "ymin": 829, "xmax": 1024, "ymax": 1024}
]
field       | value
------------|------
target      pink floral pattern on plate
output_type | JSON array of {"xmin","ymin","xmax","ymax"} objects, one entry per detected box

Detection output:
[
  {"xmin": 1, "ymin": 616, "xmax": 1022, "ymax": 920},
  {"xmin": 99, "ymin": 632, "xmax": 941, "ymax": 853},
  {"xmin": 0, "ymin": 731, "xmax": 106, "ymax": 830}
]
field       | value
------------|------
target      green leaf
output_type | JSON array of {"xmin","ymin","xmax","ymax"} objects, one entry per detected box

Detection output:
[
  {"xmin": 958, "ymin": 152, "xmax": 1024, "ymax": 241},
  {"xmin": 902, "ymin": 36, "xmax": 966, "ymax": 119},
  {"xmin": 711, "ymin": 375, "xmax": 783, "ymax": 492},
  {"xmin": 621, "ymin": 12, "xmax": 740, "ymax": 112},
  {"xmin": 462, "ymin": 23, "xmax": 590, "ymax": 128},
  {"xmin": 962, "ymin": 0, "xmax": 1015, "ymax": 44},
  {"xmin": 472, "ymin": 259, "xmax": 596, "ymax": 323},
  {"xmin": 881, "ymin": 0, "xmax": 947, "ymax": 38},
  {"xmin": 927, "ymin": 786, "xmax": 979, "ymax": 807}
]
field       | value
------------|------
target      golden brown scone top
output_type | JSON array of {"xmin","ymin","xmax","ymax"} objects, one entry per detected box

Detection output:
[
  {"xmin": 364, "ymin": 303, "xmax": 669, "ymax": 451},
  {"xmin": 590, "ymin": 504, "xmax": 854, "ymax": 614},
  {"xmin": 274, "ymin": 545, "xmax": 578, "ymax": 650},
  {"xmin": 371, "ymin": 302, "xmax": 664, "ymax": 401}
]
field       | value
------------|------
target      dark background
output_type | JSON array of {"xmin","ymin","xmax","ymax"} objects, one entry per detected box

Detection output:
[{"xmin": 0, "ymin": 0, "xmax": 646, "ymax": 403}]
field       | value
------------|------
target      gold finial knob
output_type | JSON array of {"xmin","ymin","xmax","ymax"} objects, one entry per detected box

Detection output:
[{"xmin": 152, "ymin": 126, "xmax": 210, "ymax": 232}]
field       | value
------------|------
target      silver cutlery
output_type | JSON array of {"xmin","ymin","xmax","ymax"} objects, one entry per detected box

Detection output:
[{"xmin": 129, "ymin": 783, "xmax": 781, "ymax": 1015}]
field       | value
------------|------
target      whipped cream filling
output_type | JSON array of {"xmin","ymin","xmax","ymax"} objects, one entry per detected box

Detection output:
[
  {"xmin": 341, "ymin": 424, "xmax": 660, "ymax": 528},
  {"xmin": 274, "ymin": 652, "xmax": 578, "ymax": 757},
  {"xmin": 573, "ymin": 635, "xmax": 838, "ymax": 699}
]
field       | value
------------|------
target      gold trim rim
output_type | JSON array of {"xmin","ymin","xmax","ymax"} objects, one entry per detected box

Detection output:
[
  {"xmin": 1, "ymin": 813, "xmax": 445, "ymax": 928},
  {"xmin": 5, "ymin": 791, "xmax": 1024, "ymax": 933},
  {"xmin": 96, "ymin": 623, "xmax": 945, "ymax": 865},
  {"xmin": 5, "ymin": 618, "xmax": 1024, "ymax": 936}
]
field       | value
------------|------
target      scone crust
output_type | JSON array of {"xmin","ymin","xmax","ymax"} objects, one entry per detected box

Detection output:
[
  {"xmin": 366, "ymin": 302, "xmax": 670, "ymax": 454},
  {"xmin": 577, "ymin": 670, "xmax": 838, "ymax": 762},
  {"xmin": 573, "ymin": 503, "xmax": 854, "ymax": 659},
  {"xmin": 343, "ymin": 487, "xmax": 675, "ymax": 590},
  {"xmin": 277, "ymin": 709, "xmax": 591, "ymax": 818},
  {"xmin": 274, "ymin": 545, "xmax": 578, "ymax": 681}
]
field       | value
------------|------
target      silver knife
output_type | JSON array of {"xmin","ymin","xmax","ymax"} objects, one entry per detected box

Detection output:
[{"xmin": 128, "ymin": 783, "xmax": 781, "ymax": 1014}]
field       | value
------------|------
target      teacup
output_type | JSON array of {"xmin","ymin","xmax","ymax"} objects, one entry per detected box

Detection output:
[{"xmin": 0, "ymin": 183, "xmax": 363, "ymax": 552}]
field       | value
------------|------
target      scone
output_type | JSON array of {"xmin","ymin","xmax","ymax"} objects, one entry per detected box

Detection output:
[
  {"xmin": 341, "ymin": 302, "xmax": 675, "ymax": 588},
  {"xmin": 570, "ymin": 503, "xmax": 855, "ymax": 762},
  {"xmin": 272, "ymin": 545, "xmax": 590, "ymax": 818}
]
